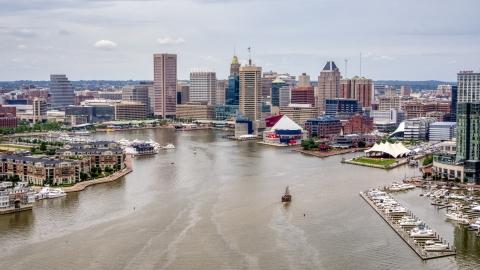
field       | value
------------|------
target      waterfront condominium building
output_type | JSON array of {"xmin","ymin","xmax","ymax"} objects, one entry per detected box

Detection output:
[
  {"xmin": 50, "ymin": 74, "xmax": 74, "ymax": 110},
  {"xmin": 339, "ymin": 76, "xmax": 373, "ymax": 108},
  {"xmin": 189, "ymin": 68, "xmax": 217, "ymax": 105},
  {"xmin": 456, "ymin": 102, "xmax": 480, "ymax": 183},
  {"xmin": 457, "ymin": 71, "xmax": 480, "ymax": 103},
  {"xmin": 317, "ymin": 61, "xmax": 341, "ymax": 115},
  {"xmin": 240, "ymin": 65, "xmax": 262, "ymax": 121},
  {"xmin": 153, "ymin": 53, "xmax": 177, "ymax": 118}
]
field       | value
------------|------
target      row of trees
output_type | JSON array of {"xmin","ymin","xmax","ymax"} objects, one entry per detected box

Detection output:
[
  {"xmin": 0, "ymin": 120, "xmax": 64, "ymax": 135},
  {"xmin": 17, "ymin": 137, "xmax": 64, "ymax": 147}
]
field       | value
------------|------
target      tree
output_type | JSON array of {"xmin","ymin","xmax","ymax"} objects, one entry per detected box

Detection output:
[
  {"xmin": 80, "ymin": 172, "xmax": 88, "ymax": 181},
  {"xmin": 358, "ymin": 141, "xmax": 366, "ymax": 148},
  {"xmin": 39, "ymin": 141, "xmax": 47, "ymax": 152},
  {"xmin": 301, "ymin": 140, "xmax": 315, "ymax": 150},
  {"xmin": 46, "ymin": 149, "xmax": 56, "ymax": 156},
  {"xmin": 30, "ymin": 147, "xmax": 36, "ymax": 153}
]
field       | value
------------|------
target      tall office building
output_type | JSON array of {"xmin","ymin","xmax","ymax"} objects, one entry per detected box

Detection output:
[
  {"xmin": 189, "ymin": 68, "xmax": 217, "ymax": 105},
  {"xmin": 456, "ymin": 102, "xmax": 480, "ymax": 161},
  {"xmin": 339, "ymin": 76, "xmax": 373, "ymax": 108},
  {"xmin": 457, "ymin": 71, "xmax": 480, "ymax": 103},
  {"xmin": 50, "ymin": 74, "xmax": 74, "ymax": 110},
  {"xmin": 271, "ymin": 78, "xmax": 287, "ymax": 107},
  {"xmin": 317, "ymin": 61, "xmax": 341, "ymax": 114},
  {"xmin": 298, "ymin": 73, "xmax": 311, "ymax": 87},
  {"xmin": 153, "ymin": 53, "xmax": 177, "ymax": 118},
  {"xmin": 240, "ymin": 65, "xmax": 262, "ymax": 121},
  {"xmin": 291, "ymin": 87, "xmax": 315, "ymax": 107},
  {"xmin": 216, "ymin": 79, "xmax": 228, "ymax": 105},
  {"xmin": 122, "ymin": 82, "xmax": 154, "ymax": 115},
  {"xmin": 400, "ymin": 85, "xmax": 411, "ymax": 96},
  {"xmin": 227, "ymin": 55, "xmax": 240, "ymax": 105}
]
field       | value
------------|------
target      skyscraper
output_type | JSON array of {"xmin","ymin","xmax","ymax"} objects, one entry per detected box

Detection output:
[
  {"xmin": 317, "ymin": 61, "xmax": 341, "ymax": 114},
  {"xmin": 122, "ymin": 82, "xmax": 154, "ymax": 115},
  {"xmin": 226, "ymin": 55, "xmax": 240, "ymax": 105},
  {"xmin": 189, "ymin": 68, "xmax": 217, "ymax": 105},
  {"xmin": 456, "ymin": 102, "xmax": 480, "ymax": 162},
  {"xmin": 153, "ymin": 53, "xmax": 177, "ymax": 118},
  {"xmin": 271, "ymin": 78, "xmax": 287, "ymax": 107},
  {"xmin": 50, "ymin": 74, "xmax": 74, "ymax": 110},
  {"xmin": 457, "ymin": 71, "xmax": 480, "ymax": 103},
  {"xmin": 451, "ymin": 85, "xmax": 458, "ymax": 121},
  {"xmin": 240, "ymin": 65, "xmax": 262, "ymax": 121},
  {"xmin": 216, "ymin": 79, "xmax": 228, "ymax": 105}
]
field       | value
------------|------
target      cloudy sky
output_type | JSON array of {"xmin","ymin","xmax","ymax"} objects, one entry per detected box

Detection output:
[{"xmin": 1, "ymin": 0, "xmax": 479, "ymax": 81}]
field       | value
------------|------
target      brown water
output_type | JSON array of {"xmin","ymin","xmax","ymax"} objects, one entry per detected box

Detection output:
[{"xmin": 0, "ymin": 129, "xmax": 478, "ymax": 269}]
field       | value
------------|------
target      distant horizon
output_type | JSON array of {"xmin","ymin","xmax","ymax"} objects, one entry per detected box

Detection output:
[{"xmin": 0, "ymin": 79, "xmax": 459, "ymax": 83}]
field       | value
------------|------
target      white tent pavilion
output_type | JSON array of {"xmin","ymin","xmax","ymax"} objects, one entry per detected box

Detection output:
[{"xmin": 364, "ymin": 141, "xmax": 411, "ymax": 158}]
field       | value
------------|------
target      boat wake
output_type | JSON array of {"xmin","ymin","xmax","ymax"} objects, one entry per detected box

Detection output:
[{"xmin": 269, "ymin": 205, "xmax": 323, "ymax": 269}]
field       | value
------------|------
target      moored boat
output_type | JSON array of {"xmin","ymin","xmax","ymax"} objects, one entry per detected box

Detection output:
[
  {"xmin": 47, "ymin": 188, "xmax": 66, "ymax": 199},
  {"xmin": 424, "ymin": 240, "xmax": 448, "ymax": 251}
]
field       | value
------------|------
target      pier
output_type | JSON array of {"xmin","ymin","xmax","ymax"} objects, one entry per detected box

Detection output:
[{"xmin": 360, "ymin": 191, "xmax": 456, "ymax": 260}]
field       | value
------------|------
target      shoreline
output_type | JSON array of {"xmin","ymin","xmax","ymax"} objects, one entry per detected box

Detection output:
[
  {"xmin": 32, "ymin": 155, "xmax": 133, "ymax": 193},
  {"xmin": 293, "ymin": 147, "xmax": 367, "ymax": 157}
]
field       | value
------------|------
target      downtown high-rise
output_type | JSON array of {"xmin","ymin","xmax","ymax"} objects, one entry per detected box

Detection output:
[
  {"xmin": 317, "ymin": 61, "xmax": 341, "ymax": 115},
  {"xmin": 189, "ymin": 68, "xmax": 217, "ymax": 105},
  {"xmin": 50, "ymin": 74, "xmax": 74, "ymax": 110},
  {"xmin": 153, "ymin": 54, "xmax": 177, "ymax": 118},
  {"xmin": 240, "ymin": 65, "xmax": 262, "ymax": 121}
]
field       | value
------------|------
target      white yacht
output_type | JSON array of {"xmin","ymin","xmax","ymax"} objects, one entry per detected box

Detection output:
[
  {"xmin": 469, "ymin": 219, "xmax": 480, "ymax": 230},
  {"xmin": 164, "ymin": 143, "xmax": 175, "ymax": 149},
  {"xmin": 47, "ymin": 188, "xmax": 66, "ymax": 198},
  {"xmin": 388, "ymin": 183, "xmax": 403, "ymax": 191},
  {"xmin": 424, "ymin": 240, "xmax": 448, "ymax": 251},
  {"xmin": 410, "ymin": 227, "xmax": 434, "ymax": 237},
  {"xmin": 399, "ymin": 217, "xmax": 422, "ymax": 226},
  {"xmin": 35, "ymin": 186, "xmax": 50, "ymax": 200},
  {"xmin": 445, "ymin": 212, "xmax": 469, "ymax": 222}
]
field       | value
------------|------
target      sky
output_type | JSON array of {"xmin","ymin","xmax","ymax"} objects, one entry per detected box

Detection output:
[{"xmin": 1, "ymin": 0, "xmax": 479, "ymax": 81}]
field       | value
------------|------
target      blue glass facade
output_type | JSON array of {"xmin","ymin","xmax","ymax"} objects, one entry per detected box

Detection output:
[
  {"xmin": 325, "ymin": 99, "xmax": 362, "ymax": 116},
  {"xmin": 215, "ymin": 105, "xmax": 239, "ymax": 119},
  {"xmin": 226, "ymin": 76, "xmax": 239, "ymax": 105},
  {"xmin": 271, "ymin": 81, "xmax": 287, "ymax": 107}
]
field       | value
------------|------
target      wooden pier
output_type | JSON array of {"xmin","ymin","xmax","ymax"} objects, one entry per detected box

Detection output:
[{"xmin": 360, "ymin": 192, "xmax": 456, "ymax": 260}]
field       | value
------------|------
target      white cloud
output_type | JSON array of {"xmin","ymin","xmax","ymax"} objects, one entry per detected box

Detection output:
[
  {"xmin": 374, "ymin": 55, "xmax": 394, "ymax": 60},
  {"xmin": 9, "ymin": 28, "xmax": 36, "ymax": 37},
  {"xmin": 94, "ymin": 40, "xmax": 118, "ymax": 50},
  {"xmin": 157, "ymin": 37, "xmax": 186, "ymax": 45},
  {"xmin": 199, "ymin": 55, "xmax": 219, "ymax": 63},
  {"xmin": 363, "ymin": 52, "xmax": 372, "ymax": 58},
  {"xmin": 18, "ymin": 45, "xmax": 27, "ymax": 49}
]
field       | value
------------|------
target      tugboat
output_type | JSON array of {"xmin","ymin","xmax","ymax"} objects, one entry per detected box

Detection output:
[{"xmin": 282, "ymin": 186, "xmax": 292, "ymax": 202}]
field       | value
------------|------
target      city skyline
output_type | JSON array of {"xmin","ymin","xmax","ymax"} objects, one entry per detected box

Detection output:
[{"xmin": 1, "ymin": 0, "xmax": 479, "ymax": 81}]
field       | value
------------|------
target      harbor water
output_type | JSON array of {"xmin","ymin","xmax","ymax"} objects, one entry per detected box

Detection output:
[{"xmin": 1, "ymin": 129, "xmax": 479, "ymax": 269}]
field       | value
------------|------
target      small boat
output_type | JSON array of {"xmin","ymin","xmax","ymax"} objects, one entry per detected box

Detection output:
[
  {"xmin": 424, "ymin": 240, "xmax": 448, "ymax": 251},
  {"xmin": 399, "ymin": 217, "xmax": 422, "ymax": 226},
  {"xmin": 445, "ymin": 212, "xmax": 469, "ymax": 222},
  {"xmin": 410, "ymin": 227, "xmax": 435, "ymax": 237},
  {"xmin": 47, "ymin": 188, "xmax": 66, "ymax": 198},
  {"xmin": 282, "ymin": 186, "xmax": 292, "ymax": 202},
  {"xmin": 164, "ymin": 143, "xmax": 175, "ymax": 149},
  {"xmin": 193, "ymin": 147, "xmax": 196, "ymax": 154},
  {"xmin": 106, "ymin": 128, "xmax": 115, "ymax": 132}
]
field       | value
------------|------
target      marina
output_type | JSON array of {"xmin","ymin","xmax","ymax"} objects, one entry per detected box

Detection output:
[{"xmin": 360, "ymin": 189, "xmax": 457, "ymax": 260}]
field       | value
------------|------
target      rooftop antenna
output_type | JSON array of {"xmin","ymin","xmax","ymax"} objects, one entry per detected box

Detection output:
[
  {"xmin": 360, "ymin": 52, "xmax": 362, "ymax": 78},
  {"xmin": 344, "ymin": 58, "xmax": 348, "ymax": 78},
  {"xmin": 234, "ymin": 46, "xmax": 236, "ymax": 56},
  {"xmin": 248, "ymin": 47, "xmax": 251, "ymax": 66}
]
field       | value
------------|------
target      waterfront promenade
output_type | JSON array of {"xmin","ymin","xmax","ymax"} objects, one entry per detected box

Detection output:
[
  {"xmin": 294, "ymin": 147, "xmax": 366, "ymax": 157},
  {"xmin": 32, "ymin": 155, "xmax": 133, "ymax": 193}
]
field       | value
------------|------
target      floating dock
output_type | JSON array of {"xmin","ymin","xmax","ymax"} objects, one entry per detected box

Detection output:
[{"xmin": 360, "ymin": 191, "xmax": 456, "ymax": 260}]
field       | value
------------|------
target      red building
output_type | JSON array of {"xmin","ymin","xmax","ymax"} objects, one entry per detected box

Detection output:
[
  {"xmin": 339, "ymin": 77, "xmax": 373, "ymax": 108},
  {"xmin": 335, "ymin": 113, "xmax": 374, "ymax": 135},
  {"xmin": 291, "ymin": 87, "xmax": 315, "ymax": 106},
  {"xmin": 0, "ymin": 105, "xmax": 18, "ymax": 128}
]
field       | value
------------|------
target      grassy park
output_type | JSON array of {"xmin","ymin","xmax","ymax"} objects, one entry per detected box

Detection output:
[{"xmin": 354, "ymin": 157, "xmax": 397, "ymax": 166}]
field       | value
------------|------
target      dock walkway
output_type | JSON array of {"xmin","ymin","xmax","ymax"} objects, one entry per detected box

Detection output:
[{"xmin": 360, "ymin": 191, "xmax": 456, "ymax": 260}]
